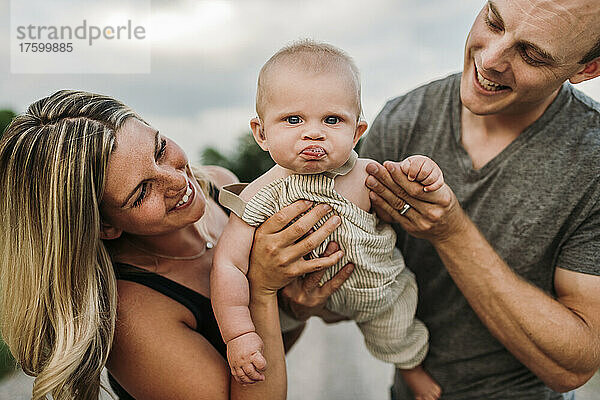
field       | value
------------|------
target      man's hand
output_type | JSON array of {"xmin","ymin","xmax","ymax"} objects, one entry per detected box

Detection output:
[
  {"xmin": 365, "ymin": 160, "xmax": 467, "ymax": 243},
  {"xmin": 278, "ymin": 242, "xmax": 354, "ymax": 322}
]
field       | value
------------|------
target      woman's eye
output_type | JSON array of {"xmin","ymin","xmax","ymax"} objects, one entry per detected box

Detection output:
[
  {"xmin": 132, "ymin": 183, "xmax": 148, "ymax": 208},
  {"xmin": 156, "ymin": 138, "xmax": 167, "ymax": 160},
  {"xmin": 324, "ymin": 116, "xmax": 340, "ymax": 124},
  {"xmin": 286, "ymin": 116, "xmax": 302, "ymax": 124}
]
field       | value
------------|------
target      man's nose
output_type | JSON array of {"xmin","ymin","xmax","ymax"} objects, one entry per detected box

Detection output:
[{"xmin": 479, "ymin": 38, "xmax": 510, "ymax": 73}]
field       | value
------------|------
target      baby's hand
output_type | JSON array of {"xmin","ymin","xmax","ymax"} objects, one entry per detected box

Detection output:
[
  {"xmin": 227, "ymin": 331, "xmax": 267, "ymax": 385},
  {"xmin": 400, "ymin": 155, "xmax": 444, "ymax": 192}
]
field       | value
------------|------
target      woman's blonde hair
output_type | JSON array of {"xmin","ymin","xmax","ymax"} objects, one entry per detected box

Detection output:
[{"xmin": 0, "ymin": 90, "xmax": 138, "ymax": 399}]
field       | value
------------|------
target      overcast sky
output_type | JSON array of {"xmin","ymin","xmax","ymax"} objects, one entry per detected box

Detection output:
[{"xmin": 2, "ymin": 0, "xmax": 600, "ymax": 163}]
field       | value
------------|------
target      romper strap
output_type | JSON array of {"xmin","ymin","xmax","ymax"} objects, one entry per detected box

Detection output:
[
  {"xmin": 219, "ymin": 183, "xmax": 249, "ymax": 219},
  {"xmin": 323, "ymin": 150, "xmax": 358, "ymax": 179}
]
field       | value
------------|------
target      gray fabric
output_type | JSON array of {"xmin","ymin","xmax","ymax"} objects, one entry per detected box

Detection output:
[{"xmin": 361, "ymin": 73, "xmax": 600, "ymax": 400}]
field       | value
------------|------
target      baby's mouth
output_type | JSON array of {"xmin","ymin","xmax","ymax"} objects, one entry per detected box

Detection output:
[{"xmin": 300, "ymin": 146, "xmax": 327, "ymax": 159}]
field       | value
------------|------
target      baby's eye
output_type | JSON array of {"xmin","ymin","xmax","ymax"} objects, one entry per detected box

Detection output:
[
  {"xmin": 324, "ymin": 116, "xmax": 340, "ymax": 124},
  {"xmin": 286, "ymin": 116, "xmax": 302, "ymax": 124}
]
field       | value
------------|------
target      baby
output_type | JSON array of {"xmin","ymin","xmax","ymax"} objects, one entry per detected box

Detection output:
[{"xmin": 211, "ymin": 40, "xmax": 442, "ymax": 400}]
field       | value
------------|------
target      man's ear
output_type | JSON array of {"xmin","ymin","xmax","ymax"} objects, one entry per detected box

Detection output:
[
  {"xmin": 569, "ymin": 58, "xmax": 600, "ymax": 84},
  {"xmin": 99, "ymin": 221, "xmax": 123, "ymax": 240},
  {"xmin": 250, "ymin": 117, "xmax": 269, "ymax": 151},
  {"xmin": 353, "ymin": 120, "xmax": 368, "ymax": 146}
]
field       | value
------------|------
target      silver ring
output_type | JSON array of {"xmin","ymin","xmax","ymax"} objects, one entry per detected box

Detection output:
[{"xmin": 399, "ymin": 202, "xmax": 411, "ymax": 216}]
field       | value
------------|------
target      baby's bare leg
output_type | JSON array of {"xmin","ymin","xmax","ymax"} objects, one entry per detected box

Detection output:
[{"xmin": 399, "ymin": 365, "xmax": 442, "ymax": 400}]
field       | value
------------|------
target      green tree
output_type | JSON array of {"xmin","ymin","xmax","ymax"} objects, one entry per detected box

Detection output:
[
  {"xmin": 0, "ymin": 110, "xmax": 16, "ymax": 139},
  {"xmin": 0, "ymin": 109, "xmax": 17, "ymax": 379},
  {"xmin": 201, "ymin": 133, "xmax": 274, "ymax": 182}
]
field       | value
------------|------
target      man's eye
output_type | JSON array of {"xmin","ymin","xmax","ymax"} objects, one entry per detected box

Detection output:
[
  {"xmin": 484, "ymin": 12, "xmax": 502, "ymax": 32},
  {"xmin": 286, "ymin": 116, "xmax": 302, "ymax": 124},
  {"xmin": 324, "ymin": 116, "xmax": 340, "ymax": 124},
  {"xmin": 518, "ymin": 46, "xmax": 546, "ymax": 67}
]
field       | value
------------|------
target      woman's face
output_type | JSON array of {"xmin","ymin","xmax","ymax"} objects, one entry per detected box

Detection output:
[{"xmin": 100, "ymin": 118, "xmax": 206, "ymax": 237}]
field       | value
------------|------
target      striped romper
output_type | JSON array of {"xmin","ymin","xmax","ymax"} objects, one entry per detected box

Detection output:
[{"xmin": 220, "ymin": 151, "xmax": 429, "ymax": 368}]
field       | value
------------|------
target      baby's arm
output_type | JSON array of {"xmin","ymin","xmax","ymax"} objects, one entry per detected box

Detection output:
[
  {"xmin": 400, "ymin": 155, "xmax": 444, "ymax": 192},
  {"xmin": 211, "ymin": 214, "xmax": 266, "ymax": 384}
]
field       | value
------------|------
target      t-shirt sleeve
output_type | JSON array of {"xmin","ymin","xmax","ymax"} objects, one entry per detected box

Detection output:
[{"xmin": 556, "ymin": 200, "xmax": 600, "ymax": 275}]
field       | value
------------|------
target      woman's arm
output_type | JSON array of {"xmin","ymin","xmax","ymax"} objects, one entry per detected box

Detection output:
[
  {"xmin": 107, "ymin": 281, "xmax": 232, "ymax": 400},
  {"xmin": 108, "ymin": 200, "xmax": 348, "ymax": 400}
]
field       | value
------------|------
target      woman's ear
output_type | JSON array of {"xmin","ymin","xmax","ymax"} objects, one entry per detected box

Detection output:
[
  {"xmin": 250, "ymin": 117, "xmax": 269, "ymax": 151},
  {"xmin": 99, "ymin": 221, "xmax": 123, "ymax": 240},
  {"xmin": 569, "ymin": 58, "xmax": 600, "ymax": 84},
  {"xmin": 353, "ymin": 120, "xmax": 368, "ymax": 146}
]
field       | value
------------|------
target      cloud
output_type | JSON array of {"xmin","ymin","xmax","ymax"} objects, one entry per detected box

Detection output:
[{"xmin": 2, "ymin": 0, "xmax": 599, "ymax": 157}]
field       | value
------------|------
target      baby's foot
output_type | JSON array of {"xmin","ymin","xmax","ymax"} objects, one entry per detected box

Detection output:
[
  {"xmin": 227, "ymin": 331, "xmax": 267, "ymax": 385},
  {"xmin": 399, "ymin": 365, "xmax": 442, "ymax": 400}
]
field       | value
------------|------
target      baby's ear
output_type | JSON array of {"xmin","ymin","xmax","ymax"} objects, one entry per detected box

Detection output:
[
  {"xmin": 250, "ymin": 117, "xmax": 269, "ymax": 151},
  {"xmin": 353, "ymin": 120, "xmax": 368, "ymax": 145}
]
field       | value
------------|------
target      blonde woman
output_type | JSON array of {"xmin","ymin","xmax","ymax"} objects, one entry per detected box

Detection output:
[{"xmin": 0, "ymin": 90, "xmax": 350, "ymax": 400}]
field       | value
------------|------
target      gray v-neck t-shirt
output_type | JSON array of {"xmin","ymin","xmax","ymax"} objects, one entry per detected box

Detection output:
[{"xmin": 360, "ymin": 73, "xmax": 600, "ymax": 399}]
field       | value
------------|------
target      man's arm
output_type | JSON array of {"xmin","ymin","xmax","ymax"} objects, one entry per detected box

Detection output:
[
  {"xmin": 365, "ymin": 161, "xmax": 600, "ymax": 391},
  {"xmin": 434, "ymin": 218, "xmax": 600, "ymax": 392}
]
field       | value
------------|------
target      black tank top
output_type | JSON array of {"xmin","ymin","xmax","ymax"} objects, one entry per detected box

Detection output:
[{"xmin": 108, "ymin": 184, "xmax": 228, "ymax": 399}]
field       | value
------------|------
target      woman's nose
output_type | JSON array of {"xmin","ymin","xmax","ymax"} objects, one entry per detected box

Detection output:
[{"xmin": 159, "ymin": 167, "xmax": 187, "ymax": 198}]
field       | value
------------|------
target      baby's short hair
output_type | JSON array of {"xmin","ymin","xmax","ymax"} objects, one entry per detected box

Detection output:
[{"xmin": 256, "ymin": 39, "xmax": 362, "ymax": 118}]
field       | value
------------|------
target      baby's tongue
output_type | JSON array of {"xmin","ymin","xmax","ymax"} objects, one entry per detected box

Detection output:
[{"xmin": 301, "ymin": 147, "xmax": 325, "ymax": 157}]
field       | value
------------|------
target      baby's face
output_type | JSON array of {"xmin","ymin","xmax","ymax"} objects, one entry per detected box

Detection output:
[{"xmin": 255, "ymin": 66, "xmax": 366, "ymax": 174}]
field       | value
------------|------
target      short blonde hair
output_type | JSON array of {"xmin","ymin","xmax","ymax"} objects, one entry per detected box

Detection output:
[{"xmin": 256, "ymin": 39, "xmax": 362, "ymax": 119}]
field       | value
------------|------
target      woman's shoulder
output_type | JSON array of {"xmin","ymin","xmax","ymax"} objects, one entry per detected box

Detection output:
[
  {"xmin": 108, "ymin": 279, "xmax": 230, "ymax": 399},
  {"xmin": 115, "ymin": 278, "xmax": 197, "ymax": 330}
]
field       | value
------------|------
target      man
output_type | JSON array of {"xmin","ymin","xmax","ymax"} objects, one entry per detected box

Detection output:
[{"xmin": 359, "ymin": 0, "xmax": 600, "ymax": 398}]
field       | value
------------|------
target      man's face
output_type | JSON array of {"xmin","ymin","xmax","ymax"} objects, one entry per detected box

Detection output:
[{"xmin": 461, "ymin": 0, "xmax": 599, "ymax": 116}]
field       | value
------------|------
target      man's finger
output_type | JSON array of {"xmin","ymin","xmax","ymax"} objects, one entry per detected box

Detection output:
[
  {"xmin": 369, "ymin": 191, "xmax": 418, "ymax": 229},
  {"xmin": 317, "ymin": 263, "xmax": 355, "ymax": 297},
  {"xmin": 384, "ymin": 161, "xmax": 450, "ymax": 204},
  {"xmin": 366, "ymin": 161, "xmax": 407, "ymax": 197},
  {"xmin": 302, "ymin": 268, "xmax": 328, "ymax": 291},
  {"xmin": 321, "ymin": 241, "xmax": 340, "ymax": 257}
]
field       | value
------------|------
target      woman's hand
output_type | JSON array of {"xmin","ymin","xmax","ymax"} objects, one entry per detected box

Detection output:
[
  {"xmin": 248, "ymin": 200, "xmax": 346, "ymax": 296},
  {"xmin": 364, "ymin": 160, "xmax": 468, "ymax": 243},
  {"xmin": 278, "ymin": 242, "xmax": 354, "ymax": 322}
]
